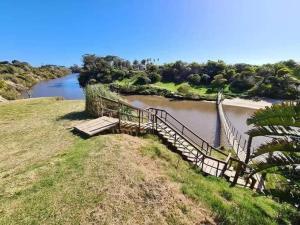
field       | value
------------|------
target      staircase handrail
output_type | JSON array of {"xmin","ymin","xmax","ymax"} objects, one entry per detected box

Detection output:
[
  {"xmin": 155, "ymin": 115, "xmax": 229, "ymax": 165},
  {"xmin": 146, "ymin": 107, "xmax": 228, "ymax": 157}
]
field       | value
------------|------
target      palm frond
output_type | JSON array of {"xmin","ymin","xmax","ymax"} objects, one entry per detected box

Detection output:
[
  {"xmin": 251, "ymin": 139, "xmax": 300, "ymax": 158},
  {"xmin": 251, "ymin": 152, "xmax": 300, "ymax": 174},
  {"xmin": 247, "ymin": 102, "xmax": 300, "ymax": 127},
  {"xmin": 247, "ymin": 126, "xmax": 300, "ymax": 137}
]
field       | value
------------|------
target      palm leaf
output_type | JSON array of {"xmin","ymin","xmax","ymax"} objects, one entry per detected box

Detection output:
[
  {"xmin": 251, "ymin": 152, "xmax": 300, "ymax": 174},
  {"xmin": 247, "ymin": 125, "xmax": 300, "ymax": 137},
  {"xmin": 247, "ymin": 102, "xmax": 300, "ymax": 127},
  {"xmin": 251, "ymin": 139, "xmax": 300, "ymax": 158}
]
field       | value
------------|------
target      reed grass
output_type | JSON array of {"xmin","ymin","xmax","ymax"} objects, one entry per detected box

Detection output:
[{"xmin": 85, "ymin": 84, "xmax": 120, "ymax": 117}]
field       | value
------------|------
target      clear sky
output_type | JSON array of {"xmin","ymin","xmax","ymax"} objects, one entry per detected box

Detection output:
[{"xmin": 1, "ymin": 0, "xmax": 300, "ymax": 66}]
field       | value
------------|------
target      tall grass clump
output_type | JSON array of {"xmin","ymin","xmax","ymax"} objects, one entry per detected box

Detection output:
[{"xmin": 85, "ymin": 84, "xmax": 121, "ymax": 117}]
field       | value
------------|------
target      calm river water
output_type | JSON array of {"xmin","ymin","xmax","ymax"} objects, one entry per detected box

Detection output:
[{"xmin": 26, "ymin": 74, "xmax": 259, "ymax": 147}]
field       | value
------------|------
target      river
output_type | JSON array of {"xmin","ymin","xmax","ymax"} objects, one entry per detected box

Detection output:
[{"xmin": 25, "ymin": 73, "xmax": 260, "ymax": 147}]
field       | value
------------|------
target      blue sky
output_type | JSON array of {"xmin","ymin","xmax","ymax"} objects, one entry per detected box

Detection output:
[{"xmin": 1, "ymin": 0, "xmax": 299, "ymax": 66}]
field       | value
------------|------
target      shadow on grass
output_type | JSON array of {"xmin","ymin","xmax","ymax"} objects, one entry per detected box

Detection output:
[{"xmin": 57, "ymin": 111, "xmax": 93, "ymax": 121}]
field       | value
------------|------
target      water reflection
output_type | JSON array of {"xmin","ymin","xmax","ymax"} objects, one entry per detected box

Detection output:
[{"xmin": 24, "ymin": 73, "xmax": 84, "ymax": 100}]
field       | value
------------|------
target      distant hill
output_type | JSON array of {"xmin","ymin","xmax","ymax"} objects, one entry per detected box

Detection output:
[{"xmin": 0, "ymin": 60, "xmax": 70, "ymax": 100}]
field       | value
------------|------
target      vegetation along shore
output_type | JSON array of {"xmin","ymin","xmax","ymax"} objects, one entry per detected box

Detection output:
[
  {"xmin": 78, "ymin": 55, "xmax": 300, "ymax": 101},
  {"xmin": 0, "ymin": 60, "xmax": 70, "ymax": 100}
]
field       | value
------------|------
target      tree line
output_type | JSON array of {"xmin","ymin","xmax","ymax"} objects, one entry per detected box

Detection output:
[{"xmin": 78, "ymin": 54, "xmax": 300, "ymax": 99}]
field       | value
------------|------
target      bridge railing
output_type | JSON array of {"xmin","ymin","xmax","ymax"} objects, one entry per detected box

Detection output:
[
  {"xmin": 217, "ymin": 92, "xmax": 250, "ymax": 161},
  {"xmin": 147, "ymin": 107, "xmax": 229, "ymax": 159}
]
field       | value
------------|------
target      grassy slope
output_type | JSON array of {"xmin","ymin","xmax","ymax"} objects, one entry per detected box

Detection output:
[
  {"xmin": 0, "ymin": 98, "xmax": 297, "ymax": 225},
  {"xmin": 0, "ymin": 98, "xmax": 213, "ymax": 225}
]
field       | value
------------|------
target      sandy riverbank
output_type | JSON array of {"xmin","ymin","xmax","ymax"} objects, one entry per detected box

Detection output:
[{"xmin": 222, "ymin": 97, "xmax": 282, "ymax": 109}]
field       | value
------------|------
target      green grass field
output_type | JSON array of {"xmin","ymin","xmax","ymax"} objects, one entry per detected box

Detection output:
[
  {"xmin": 0, "ymin": 98, "xmax": 298, "ymax": 224},
  {"xmin": 153, "ymin": 82, "xmax": 207, "ymax": 94}
]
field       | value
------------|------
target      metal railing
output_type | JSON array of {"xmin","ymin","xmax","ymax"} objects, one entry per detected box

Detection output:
[
  {"xmin": 93, "ymin": 95, "xmax": 260, "ymax": 188},
  {"xmin": 217, "ymin": 92, "xmax": 251, "ymax": 161}
]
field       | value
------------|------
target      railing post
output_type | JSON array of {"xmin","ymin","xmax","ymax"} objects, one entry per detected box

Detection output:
[
  {"xmin": 195, "ymin": 150, "xmax": 199, "ymax": 165},
  {"xmin": 250, "ymin": 177, "xmax": 257, "ymax": 189},
  {"xmin": 220, "ymin": 153, "xmax": 231, "ymax": 177},
  {"xmin": 238, "ymin": 135, "xmax": 242, "ymax": 149},
  {"xmin": 231, "ymin": 162, "xmax": 245, "ymax": 186},
  {"xmin": 118, "ymin": 101, "xmax": 121, "ymax": 131},
  {"xmin": 138, "ymin": 110, "xmax": 141, "ymax": 134},
  {"xmin": 174, "ymin": 133, "xmax": 177, "ymax": 145},
  {"xmin": 152, "ymin": 114, "xmax": 154, "ymax": 132}
]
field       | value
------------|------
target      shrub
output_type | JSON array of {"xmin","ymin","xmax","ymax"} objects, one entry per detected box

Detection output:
[
  {"xmin": 277, "ymin": 67, "xmax": 291, "ymax": 77},
  {"xmin": 134, "ymin": 74, "xmax": 151, "ymax": 85},
  {"xmin": 177, "ymin": 83, "xmax": 192, "ymax": 95},
  {"xmin": 148, "ymin": 72, "xmax": 161, "ymax": 83},
  {"xmin": 111, "ymin": 69, "xmax": 126, "ymax": 81},
  {"xmin": 85, "ymin": 84, "xmax": 121, "ymax": 117}
]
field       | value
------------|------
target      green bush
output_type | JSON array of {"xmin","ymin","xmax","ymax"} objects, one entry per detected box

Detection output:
[
  {"xmin": 134, "ymin": 74, "xmax": 151, "ymax": 85},
  {"xmin": 148, "ymin": 72, "xmax": 161, "ymax": 83},
  {"xmin": 177, "ymin": 83, "xmax": 192, "ymax": 95},
  {"xmin": 85, "ymin": 84, "xmax": 121, "ymax": 117}
]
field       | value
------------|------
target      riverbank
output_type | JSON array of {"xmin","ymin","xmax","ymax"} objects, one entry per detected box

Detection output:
[
  {"xmin": 0, "ymin": 97, "xmax": 298, "ymax": 224},
  {"xmin": 112, "ymin": 83, "xmax": 279, "ymax": 110},
  {"xmin": 0, "ymin": 61, "xmax": 70, "ymax": 100},
  {"xmin": 222, "ymin": 97, "xmax": 282, "ymax": 109},
  {"xmin": 21, "ymin": 73, "xmax": 282, "ymax": 111}
]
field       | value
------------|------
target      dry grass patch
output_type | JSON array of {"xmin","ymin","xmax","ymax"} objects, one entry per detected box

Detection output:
[{"xmin": 83, "ymin": 134, "xmax": 213, "ymax": 225}]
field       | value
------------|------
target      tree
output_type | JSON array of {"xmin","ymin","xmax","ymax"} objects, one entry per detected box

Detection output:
[
  {"xmin": 211, "ymin": 74, "xmax": 227, "ymax": 89},
  {"xmin": 204, "ymin": 60, "xmax": 226, "ymax": 77},
  {"xmin": 277, "ymin": 67, "xmax": 291, "ymax": 77},
  {"xmin": 187, "ymin": 74, "xmax": 201, "ymax": 85},
  {"xmin": 224, "ymin": 69, "xmax": 236, "ymax": 81},
  {"xmin": 230, "ymin": 71, "xmax": 256, "ymax": 93},
  {"xmin": 146, "ymin": 64, "xmax": 159, "ymax": 73},
  {"xmin": 202, "ymin": 74, "xmax": 210, "ymax": 85},
  {"xmin": 133, "ymin": 60, "xmax": 139, "ymax": 69},
  {"xmin": 70, "ymin": 64, "xmax": 81, "ymax": 73},
  {"xmin": 148, "ymin": 72, "xmax": 161, "ymax": 83},
  {"xmin": 134, "ymin": 72, "xmax": 151, "ymax": 85}
]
